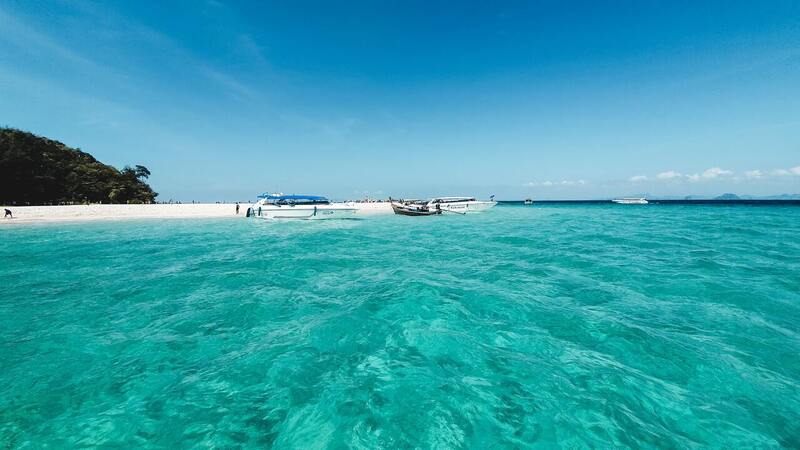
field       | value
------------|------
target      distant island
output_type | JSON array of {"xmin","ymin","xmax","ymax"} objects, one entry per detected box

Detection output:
[
  {"xmin": 0, "ymin": 128, "xmax": 157, "ymax": 205},
  {"xmin": 714, "ymin": 193, "xmax": 740, "ymax": 200},
  {"xmin": 651, "ymin": 194, "xmax": 800, "ymax": 201}
]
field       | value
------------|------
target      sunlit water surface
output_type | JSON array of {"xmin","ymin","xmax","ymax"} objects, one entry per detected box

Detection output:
[{"xmin": 1, "ymin": 205, "xmax": 799, "ymax": 448}]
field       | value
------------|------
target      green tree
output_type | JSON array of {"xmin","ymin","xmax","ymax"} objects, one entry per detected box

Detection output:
[
  {"xmin": 134, "ymin": 165, "xmax": 151, "ymax": 179},
  {"xmin": 0, "ymin": 128, "xmax": 158, "ymax": 205}
]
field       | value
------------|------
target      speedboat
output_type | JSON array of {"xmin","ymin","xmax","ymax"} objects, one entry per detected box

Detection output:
[
  {"xmin": 524, "ymin": 198, "xmax": 533, "ymax": 205},
  {"xmin": 248, "ymin": 194, "xmax": 358, "ymax": 219},
  {"xmin": 612, "ymin": 197, "xmax": 648, "ymax": 205},
  {"xmin": 425, "ymin": 196, "xmax": 497, "ymax": 213}
]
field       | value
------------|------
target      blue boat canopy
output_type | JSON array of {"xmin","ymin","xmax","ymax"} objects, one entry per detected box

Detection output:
[{"xmin": 257, "ymin": 194, "xmax": 329, "ymax": 202}]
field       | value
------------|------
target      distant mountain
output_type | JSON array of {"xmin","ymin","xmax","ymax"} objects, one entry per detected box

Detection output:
[
  {"xmin": 643, "ymin": 195, "xmax": 711, "ymax": 200},
  {"xmin": 646, "ymin": 193, "xmax": 800, "ymax": 201},
  {"xmin": 0, "ymin": 128, "xmax": 157, "ymax": 205},
  {"xmin": 714, "ymin": 193, "xmax": 740, "ymax": 200},
  {"xmin": 740, "ymin": 194, "xmax": 800, "ymax": 200}
]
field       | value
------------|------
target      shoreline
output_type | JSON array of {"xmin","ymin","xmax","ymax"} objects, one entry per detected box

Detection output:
[{"xmin": 0, "ymin": 202, "xmax": 394, "ymax": 224}]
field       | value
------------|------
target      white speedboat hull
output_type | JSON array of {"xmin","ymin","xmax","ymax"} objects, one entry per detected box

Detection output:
[
  {"xmin": 612, "ymin": 198, "xmax": 648, "ymax": 205},
  {"xmin": 435, "ymin": 200, "xmax": 497, "ymax": 213},
  {"xmin": 251, "ymin": 204, "xmax": 358, "ymax": 220}
]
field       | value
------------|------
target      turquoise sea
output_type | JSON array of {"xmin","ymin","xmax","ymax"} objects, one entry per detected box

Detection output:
[{"xmin": 1, "ymin": 204, "xmax": 799, "ymax": 448}]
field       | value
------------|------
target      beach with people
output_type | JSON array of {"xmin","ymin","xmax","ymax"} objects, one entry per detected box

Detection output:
[{"xmin": 0, "ymin": 202, "xmax": 394, "ymax": 224}]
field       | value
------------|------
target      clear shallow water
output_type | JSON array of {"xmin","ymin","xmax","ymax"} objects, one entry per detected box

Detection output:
[{"xmin": 1, "ymin": 205, "xmax": 799, "ymax": 448}]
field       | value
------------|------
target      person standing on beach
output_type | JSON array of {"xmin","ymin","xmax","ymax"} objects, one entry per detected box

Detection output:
[
  {"xmin": 235, "ymin": 203, "xmax": 240, "ymax": 214},
  {"xmin": 4, "ymin": 209, "xmax": 11, "ymax": 218}
]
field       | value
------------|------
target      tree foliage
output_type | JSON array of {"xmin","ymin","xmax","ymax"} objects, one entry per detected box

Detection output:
[{"xmin": 0, "ymin": 128, "xmax": 158, "ymax": 205}]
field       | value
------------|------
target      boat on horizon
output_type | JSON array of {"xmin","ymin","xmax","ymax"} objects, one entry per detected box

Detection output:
[
  {"xmin": 612, "ymin": 197, "xmax": 649, "ymax": 205},
  {"xmin": 248, "ymin": 194, "xmax": 358, "ymax": 219}
]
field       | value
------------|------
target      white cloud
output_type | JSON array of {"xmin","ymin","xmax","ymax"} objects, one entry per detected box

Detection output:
[
  {"xmin": 524, "ymin": 179, "xmax": 585, "ymax": 187},
  {"xmin": 278, "ymin": 113, "xmax": 361, "ymax": 137},
  {"xmin": 523, "ymin": 181, "xmax": 548, "ymax": 187},
  {"xmin": 657, "ymin": 171, "xmax": 682, "ymax": 180},
  {"xmin": 771, "ymin": 166, "xmax": 800, "ymax": 176},
  {"xmin": 235, "ymin": 34, "xmax": 269, "ymax": 68},
  {"xmin": 199, "ymin": 66, "xmax": 254, "ymax": 100},
  {"xmin": 0, "ymin": 7, "xmax": 102, "ymax": 71},
  {"xmin": 526, "ymin": 164, "xmax": 798, "ymax": 190},
  {"xmin": 687, "ymin": 167, "xmax": 733, "ymax": 182},
  {"xmin": 703, "ymin": 167, "xmax": 733, "ymax": 178}
]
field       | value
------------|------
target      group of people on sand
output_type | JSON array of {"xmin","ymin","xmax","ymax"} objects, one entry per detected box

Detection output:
[{"xmin": 1, "ymin": 203, "xmax": 249, "ymax": 220}]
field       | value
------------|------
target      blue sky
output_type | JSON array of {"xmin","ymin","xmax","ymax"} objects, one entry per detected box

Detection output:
[{"xmin": 1, "ymin": 0, "xmax": 798, "ymax": 200}]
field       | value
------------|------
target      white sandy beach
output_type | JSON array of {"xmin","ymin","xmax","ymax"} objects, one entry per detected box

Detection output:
[{"xmin": 0, "ymin": 202, "xmax": 394, "ymax": 224}]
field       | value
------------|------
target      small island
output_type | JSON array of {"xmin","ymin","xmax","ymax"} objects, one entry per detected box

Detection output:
[
  {"xmin": 715, "ymin": 193, "xmax": 741, "ymax": 200},
  {"xmin": 0, "ymin": 128, "xmax": 157, "ymax": 205}
]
